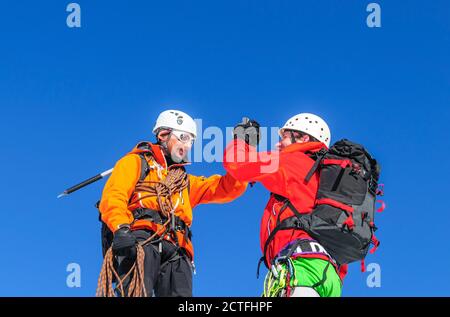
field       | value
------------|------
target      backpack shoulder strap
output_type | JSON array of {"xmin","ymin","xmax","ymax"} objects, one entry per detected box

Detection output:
[
  {"xmin": 137, "ymin": 153, "xmax": 151, "ymax": 181},
  {"xmin": 304, "ymin": 148, "xmax": 328, "ymax": 183},
  {"xmin": 134, "ymin": 142, "xmax": 154, "ymax": 181}
]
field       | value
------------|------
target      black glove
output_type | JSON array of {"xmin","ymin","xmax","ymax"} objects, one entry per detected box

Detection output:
[
  {"xmin": 233, "ymin": 117, "xmax": 261, "ymax": 147},
  {"xmin": 112, "ymin": 226, "xmax": 137, "ymax": 258}
]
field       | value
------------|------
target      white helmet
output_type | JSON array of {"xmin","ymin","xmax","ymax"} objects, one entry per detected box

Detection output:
[
  {"xmin": 279, "ymin": 113, "xmax": 331, "ymax": 147},
  {"xmin": 152, "ymin": 109, "xmax": 197, "ymax": 138}
]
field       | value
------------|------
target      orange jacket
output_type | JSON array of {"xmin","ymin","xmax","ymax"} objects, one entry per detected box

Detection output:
[{"xmin": 99, "ymin": 142, "xmax": 247, "ymax": 259}]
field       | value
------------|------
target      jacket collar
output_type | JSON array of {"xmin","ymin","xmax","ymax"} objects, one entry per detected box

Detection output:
[
  {"xmin": 129, "ymin": 141, "xmax": 190, "ymax": 169},
  {"xmin": 281, "ymin": 141, "xmax": 327, "ymax": 154}
]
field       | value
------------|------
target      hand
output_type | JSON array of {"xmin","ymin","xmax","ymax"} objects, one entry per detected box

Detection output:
[
  {"xmin": 233, "ymin": 117, "xmax": 261, "ymax": 147},
  {"xmin": 112, "ymin": 226, "xmax": 137, "ymax": 258}
]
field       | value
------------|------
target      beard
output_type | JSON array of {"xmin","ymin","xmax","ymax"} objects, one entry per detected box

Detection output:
[
  {"xmin": 169, "ymin": 146, "xmax": 188, "ymax": 164},
  {"xmin": 170, "ymin": 153, "xmax": 184, "ymax": 163}
]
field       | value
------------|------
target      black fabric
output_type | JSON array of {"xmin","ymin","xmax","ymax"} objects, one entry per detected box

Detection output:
[
  {"xmin": 101, "ymin": 221, "xmax": 113, "ymax": 257},
  {"xmin": 302, "ymin": 139, "xmax": 381, "ymax": 265},
  {"xmin": 300, "ymin": 139, "xmax": 381, "ymax": 264},
  {"xmin": 317, "ymin": 139, "xmax": 379, "ymax": 205},
  {"xmin": 139, "ymin": 153, "xmax": 151, "ymax": 179},
  {"xmin": 304, "ymin": 148, "xmax": 328, "ymax": 183},
  {"xmin": 132, "ymin": 208, "xmax": 192, "ymax": 242},
  {"xmin": 111, "ymin": 227, "xmax": 137, "ymax": 258},
  {"xmin": 117, "ymin": 229, "xmax": 193, "ymax": 297}
]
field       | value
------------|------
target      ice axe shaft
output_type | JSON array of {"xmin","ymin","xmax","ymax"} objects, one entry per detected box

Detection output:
[{"xmin": 57, "ymin": 168, "xmax": 113, "ymax": 198}]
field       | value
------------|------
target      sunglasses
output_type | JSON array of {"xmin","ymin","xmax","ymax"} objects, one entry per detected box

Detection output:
[
  {"xmin": 279, "ymin": 130, "xmax": 300, "ymax": 139},
  {"xmin": 171, "ymin": 130, "xmax": 195, "ymax": 145}
]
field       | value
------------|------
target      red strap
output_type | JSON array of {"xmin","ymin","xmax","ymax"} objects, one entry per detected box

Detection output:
[
  {"xmin": 316, "ymin": 198, "xmax": 354, "ymax": 213},
  {"xmin": 370, "ymin": 235, "xmax": 380, "ymax": 254},
  {"xmin": 361, "ymin": 259, "xmax": 366, "ymax": 273},
  {"xmin": 376, "ymin": 200, "xmax": 386, "ymax": 212},
  {"xmin": 343, "ymin": 216, "xmax": 355, "ymax": 230},
  {"xmin": 286, "ymin": 273, "xmax": 292, "ymax": 297},
  {"xmin": 322, "ymin": 159, "xmax": 353, "ymax": 168}
]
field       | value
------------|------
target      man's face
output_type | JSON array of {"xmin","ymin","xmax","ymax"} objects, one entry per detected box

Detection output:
[
  {"xmin": 158, "ymin": 129, "xmax": 194, "ymax": 163},
  {"xmin": 276, "ymin": 130, "xmax": 309, "ymax": 150}
]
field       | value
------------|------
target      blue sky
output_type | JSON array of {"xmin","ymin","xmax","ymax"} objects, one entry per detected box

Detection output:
[{"xmin": 0, "ymin": 0, "xmax": 449, "ymax": 296}]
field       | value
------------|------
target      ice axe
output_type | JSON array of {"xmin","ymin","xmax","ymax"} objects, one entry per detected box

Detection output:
[{"xmin": 57, "ymin": 168, "xmax": 113, "ymax": 198}]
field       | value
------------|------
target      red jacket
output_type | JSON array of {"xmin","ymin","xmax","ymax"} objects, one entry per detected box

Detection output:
[{"xmin": 223, "ymin": 139, "xmax": 348, "ymax": 280}]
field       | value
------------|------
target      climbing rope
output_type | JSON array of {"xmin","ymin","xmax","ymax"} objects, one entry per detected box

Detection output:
[
  {"xmin": 96, "ymin": 166, "xmax": 189, "ymax": 297},
  {"xmin": 132, "ymin": 165, "xmax": 188, "ymax": 218}
]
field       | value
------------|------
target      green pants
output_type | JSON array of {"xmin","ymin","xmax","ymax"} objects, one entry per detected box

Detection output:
[{"xmin": 263, "ymin": 257, "xmax": 342, "ymax": 297}]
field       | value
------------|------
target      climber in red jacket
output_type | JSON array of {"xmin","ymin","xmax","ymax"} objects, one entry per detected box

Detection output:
[{"xmin": 224, "ymin": 114, "xmax": 347, "ymax": 297}]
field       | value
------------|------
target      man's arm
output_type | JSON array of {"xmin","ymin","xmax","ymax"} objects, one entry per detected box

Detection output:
[
  {"xmin": 223, "ymin": 139, "xmax": 288, "ymax": 197},
  {"xmin": 99, "ymin": 154, "xmax": 141, "ymax": 233},
  {"xmin": 189, "ymin": 172, "xmax": 248, "ymax": 208}
]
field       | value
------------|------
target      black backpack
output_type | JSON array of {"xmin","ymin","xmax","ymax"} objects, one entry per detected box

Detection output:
[
  {"xmin": 262, "ymin": 139, "xmax": 384, "ymax": 269},
  {"xmin": 297, "ymin": 139, "xmax": 383, "ymax": 265}
]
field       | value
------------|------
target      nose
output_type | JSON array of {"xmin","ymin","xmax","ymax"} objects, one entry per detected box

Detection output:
[{"xmin": 275, "ymin": 141, "xmax": 282, "ymax": 150}]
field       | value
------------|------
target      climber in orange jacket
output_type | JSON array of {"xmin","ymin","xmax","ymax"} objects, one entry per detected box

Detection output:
[{"xmin": 99, "ymin": 109, "xmax": 247, "ymax": 297}]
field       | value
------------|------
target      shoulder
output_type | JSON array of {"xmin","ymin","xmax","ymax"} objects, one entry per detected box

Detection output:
[{"xmin": 116, "ymin": 152, "xmax": 142, "ymax": 167}]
